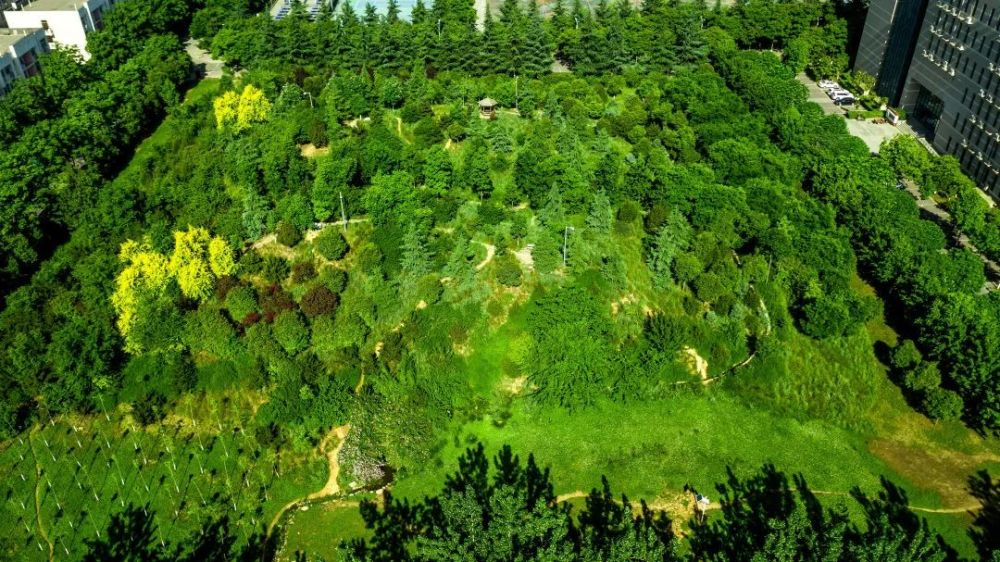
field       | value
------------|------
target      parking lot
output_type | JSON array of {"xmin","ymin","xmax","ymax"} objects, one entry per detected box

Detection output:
[{"xmin": 798, "ymin": 75, "xmax": 904, "ymax": 154}]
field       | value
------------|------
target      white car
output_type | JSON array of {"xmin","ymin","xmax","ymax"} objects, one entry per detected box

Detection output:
[
  {"xmin": 829, "ymin": 89, "xmax": 853, "ymax": 100},
  {"xmin": 819, "ymin": 80, "xmax": 839, "ymax": 89}
]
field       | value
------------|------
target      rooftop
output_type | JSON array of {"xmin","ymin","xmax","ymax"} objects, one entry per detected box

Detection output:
[
  {"xmin": 14, "ymin": 0, "xmax": 87, "ymax": 11},
  {"xmin": 0, "ymin": 28, "xmax": 44, "ymax": 50}
]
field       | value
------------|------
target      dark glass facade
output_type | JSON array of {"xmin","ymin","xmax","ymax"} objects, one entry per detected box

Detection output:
[{"xmin": 874, "ymin": 0, "xmax": 930, "ymax": 105}]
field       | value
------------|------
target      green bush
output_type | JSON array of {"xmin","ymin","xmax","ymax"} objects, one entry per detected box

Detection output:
[
  {"xmin": 798, "ymin": 296, "xmax": 852, "ymax": 339},
  {"xmin": 413, "ymin": 117, "xmax": 443, "ymax": 148},
  {"xmin": 226, "ymin": 285, "xmax": 258, "ymax": 322},
  {"xmin": 673, "ymin": 252, "xmax": 702, "ymax": 285},
  {"xmin": 446, "ymin": 122, "xmax": 468, "ymax": 141},
  {"xmin": 891, "ymin": 340, "xmax": 922, "ymax": 371},
  {"xmin": 903, "ymin": 361, "xmax": 941, "ymax": 392},
  {"xmin": 132, "ymin": 391, "xmax": 167, "ymax": 426},
  {"xmin": 240, "ymin": 250, "xmax": 264, "ymax": 275},
  {"xmin": 262, "ymin": 256, "xmax": 290, "ymax": 284},
  {"xmin": 532, "ymin": 233, "xmax": 562, "ymax": 274},
  {"xmin": 314, "ymin": 228, "xmax": 349, "ymax": 260},
  {"xmin": 273, "ymin": 311, "xmax": 310, "ymax": 355},
  {"xmin": 921, "ymin": 387, "xmax": 964, "ymax": 421},
  {"xmin": 694, "ymin": 273, "xmax": 726, "ymax": 303},
  {"xmin": 479, "ymin": 202, "xmax": 506, "ymax": 226},
  {"xmin": 322, "ymin": 268, "xmax": 349, "ymax": 293},
  {"xmin": 276, "ymin": 220, "xmax": 303, "ymax": 247},
  {"xmin": 645, "ymin": 313, "xmax": 688, "ymax": 354},
  {"xmin": 292, "ymin": 260, "xmax": 318, "ymax": 283},
  {"xmin": 617, "ymin": 200, "xmax": 641, "ymax": 223},
  {"xmin": 495, "ymin": 254, "xmax": 522, "ymax": 287},
  {"xmin": 300, "ymin": 285, "xmax": 339, "ymax": 317}
]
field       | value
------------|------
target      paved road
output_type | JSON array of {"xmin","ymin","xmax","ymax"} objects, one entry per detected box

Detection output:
[
  {"xmin": 901, "ymin": 179, "xmax": 1000, "ymax": 288},
  {"xmin": 185, "ymin": 39, "xmax": 224, "ymax": 79}
]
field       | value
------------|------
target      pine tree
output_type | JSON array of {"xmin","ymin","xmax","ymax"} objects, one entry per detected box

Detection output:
[
  {"xmin": 593, "ymin": 149, "xmax": 623, "ymax": 199},
  {"xmin": 538, "ymin": 186, "xmax": 566, "ymax": 230},
  {"xmin": 480, "ymin": 6, "xmax": 506, "ymax": 75},
  {"xmin": 550, "ymin": 0, "xmax": 570, "ymax": 36},
  {"xmin": 498, "ymin": 0, "xmax": 524, "ymax": 75},
  {"xmin": 337, "ymin": 1, "xmax": 364, "ymax": 71},
  {"xmin": 586, "ymin": 190, "xmax": 613, "ymax": 235},
  {"xmin": 463, "ymin": 142, "xmax": 493, "ymax": 199},
  {"xmin": 640, "ymin": 0, "xmax": 663, "ymax": 15},
  {"xmin": 400, "ymin": 223, "xmax": 431, "ymax": 279},
  {"xmin": 522, "ymin": 0, "xmax": 553, "ymax": 77},
  {"xmin": 424, "ymin": 148, "xmax": 453, "ymax": 194},
  {"xmin": 411, "ymin": 0, "xmax": 428, "ymax": 24},
  {"xmin": 316, "ymin": 0, "xmax": 335, "ymax": 21},
  {"xmin": 648, "ymin": 210, "xmax": 692, "ymax": 287},
  {"xmin": 386, "ymin": 0, "xmax": 401, "ymax": 24},
  {"xmin": 410, "ymin": 0, "xmax": 435, "ymax": 64},
  {"xmin": 406, "ymin": 58, "xmax": 429, "ymax": 102}
]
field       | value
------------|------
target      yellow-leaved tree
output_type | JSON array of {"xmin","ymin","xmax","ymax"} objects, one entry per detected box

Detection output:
[
  {"xmin": 208, "ymin": 236, "xmax": 237, "ymax": 277},
  {"xmin": 112, "ymin": 228, "xmax": 238, "ymax": 353},
  {"xmin": 111, "ymin": 239, "xmax": 171, "ymax": 354},
  {"xmin": 213, "ymin": 90, "xmax": 239, "ymax": 130},
  {"xmin": 236, "ymin": 85, "xmax": 272, "ymax": 131},
  {"xmin": 214, "ymin": 85, "xmax": 271, "ymax": 132},
  {"xmin": 169, "ymin": 227, "xmax": 216, "ymax": 301}
]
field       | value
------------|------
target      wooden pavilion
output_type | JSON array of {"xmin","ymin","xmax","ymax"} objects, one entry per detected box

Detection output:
[{"xmin": 478, "ymin": 98, "xmax": 498, "ymax": 120}]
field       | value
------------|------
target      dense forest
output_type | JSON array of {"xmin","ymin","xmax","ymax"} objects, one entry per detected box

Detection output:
[{"xmin": 1, "ymin": 0, "xmax": 999, "ymax": 560}]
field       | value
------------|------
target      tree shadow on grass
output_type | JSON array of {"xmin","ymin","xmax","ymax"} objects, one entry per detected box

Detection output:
[
  {"xmin": 969, "ymin": 469, "xmax": 1000, "ymax": 559},
  {"xmin": 81, "ymin": 503, "xmax": 267, "ymax": 562},
  {"xmin": 689, "ymin": 465, "xmax": 954, "ymax": 561}
]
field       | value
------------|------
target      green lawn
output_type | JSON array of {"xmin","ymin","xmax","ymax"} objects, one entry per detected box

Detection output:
[
  {"xmin": 278, "ymin": 502, "xmax": 370, "ymax": 562},
  {"xmin": 282, "ymin": 280, "xmax": 996, "ymax": 560}
]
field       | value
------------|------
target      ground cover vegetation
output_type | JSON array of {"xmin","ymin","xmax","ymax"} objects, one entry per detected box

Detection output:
[{"xmin": 1, "ymin": 0, "xmax": 999, "ymax": 560}]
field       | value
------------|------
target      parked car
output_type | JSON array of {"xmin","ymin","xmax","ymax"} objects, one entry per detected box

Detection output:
[
  {"xmin": 830, "ymin": 90, "xmax": 853, "ymax": 100},
  {"xmin": 834, "ymin": 97, "xmax": 856, "ymax": 106},
  {"xmin": 819, "ymin": 79, "xmax": 839, "ymax": 89}
]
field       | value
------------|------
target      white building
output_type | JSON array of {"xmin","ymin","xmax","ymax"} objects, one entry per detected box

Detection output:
[
  {"xmin": 0, "ymin": 27, "xmax": 47, "ymax": 95},
  {"xmin": 3, "ymin": 0, "xmax": 120, "ymax": 60}
]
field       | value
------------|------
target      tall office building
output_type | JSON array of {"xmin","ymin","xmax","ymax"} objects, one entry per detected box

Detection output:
[{"xmin": 857, "ymin": 0, "xmax": 1000, "ymax": 198}]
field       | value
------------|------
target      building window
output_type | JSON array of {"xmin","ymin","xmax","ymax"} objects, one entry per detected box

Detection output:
[{"xmin": 20, "ymin": 50, "xmax": 39, "ymax": 78}]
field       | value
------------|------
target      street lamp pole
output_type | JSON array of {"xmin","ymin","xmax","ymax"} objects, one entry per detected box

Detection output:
[
  {"xmin": 339, "ymin": 191, "xmax": 347, "ymax": 231},
  {"xmin": 563, "ymin": 226, "xmax": 574, "ymax": 267}
]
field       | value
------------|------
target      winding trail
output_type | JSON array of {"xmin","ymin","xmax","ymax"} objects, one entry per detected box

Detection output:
[
  {"xmin": 307, "ymin": 425, "xmax": 351, "ymax": 501},
  {"xmin": 396, "ymin": 117, "xmax": 409, "ymax": 143},
  {"xmin": 266, "ymin": 424, "xmax": 351, "ymax": 538},
  {"xmin": 475, "ymin": 241, "xmax": 496, "ymax": 271},
  {"xmin": 555, "ymin": 487, "xmax": 981, "ymax": 519}
]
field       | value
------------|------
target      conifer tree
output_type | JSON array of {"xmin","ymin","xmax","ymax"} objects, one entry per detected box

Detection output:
[
  {"xmin": 463, "ymin": 141, "xmax": 493, "ymax": 199},
  {"xmin": 480, "ymin": 6, "xmax": 506, "ymax": 75},
  {"xmin": 648, "ymin": 210, "xmax": 692, "ymax": 287},
  {"xmin": 522, "ymin": 0, "xmax": 553, "ymax": 77},
  {"xmin": 424, "ymin": 148, "xmax": 453, "ymax": 194},
  {"xmin": 410, "ymin": 0, "xmax": 435, "ymax": 64},
  {"xmin": 498, "ymin": 0, "xmax": 524, "ymax": 75},
  {"xmin": 337, "ymin": 1, "xmax": 364, "ymax": 70},
  {"xmin": 400, "ymin": 223, "xmax": 431, "ymax": 279},
  {"xmin": 586, "ymin": 190, "xmax": 613, "ymax": 235},
  {"xmin": 538, "ymin": 186, "xmax": 566, "ymax": 229}
]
